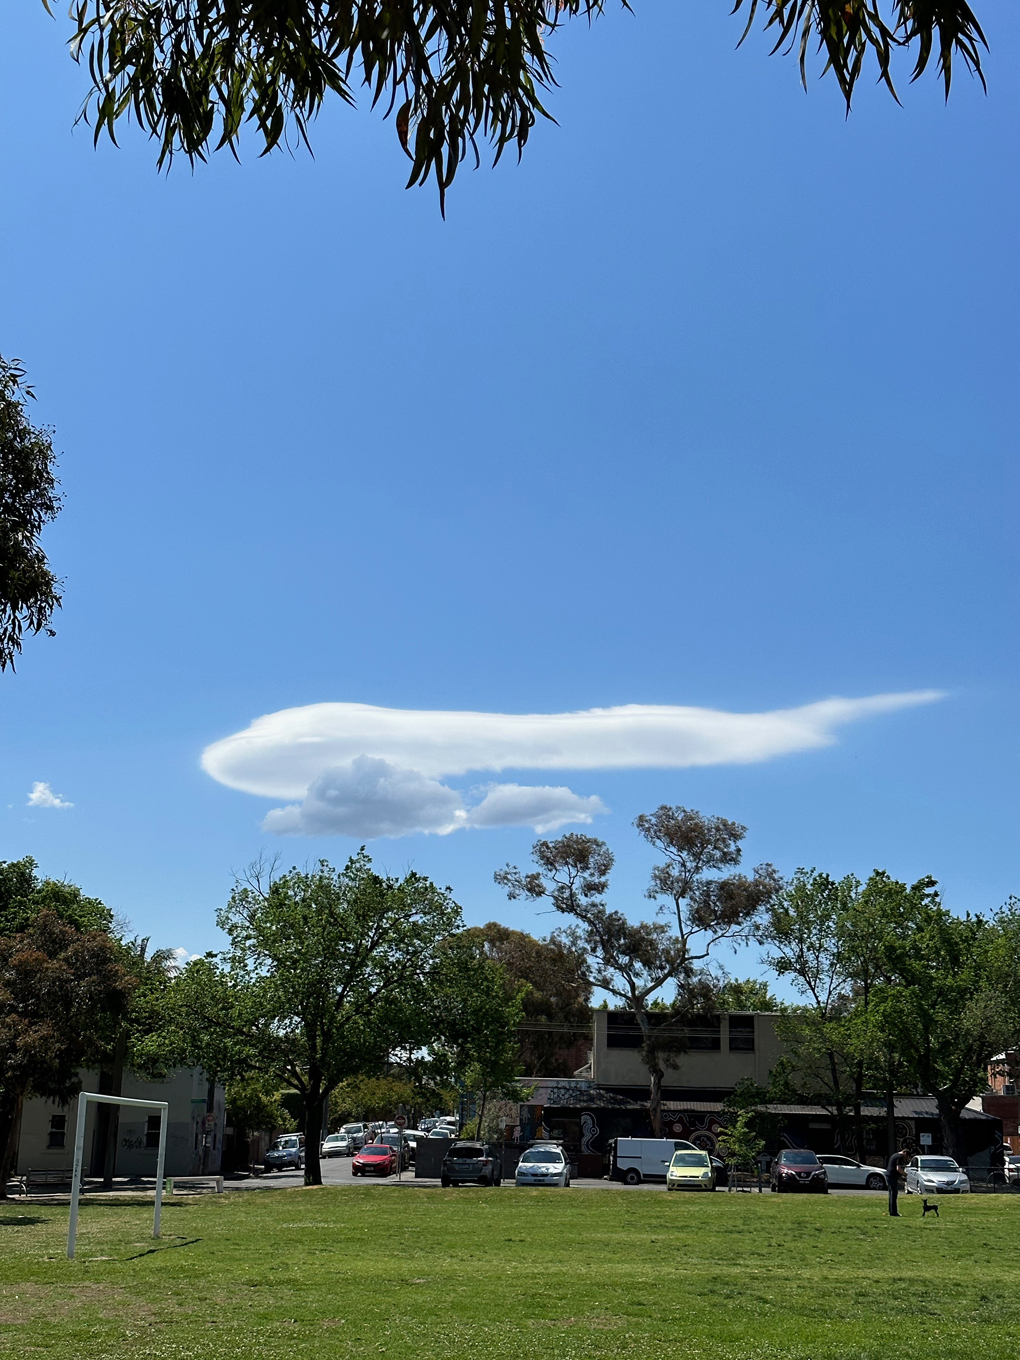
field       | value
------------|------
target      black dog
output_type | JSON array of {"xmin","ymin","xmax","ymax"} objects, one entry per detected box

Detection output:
[{"xmin": 921, "ymin": 1198, "xmax": 939, "ymax": 1217}]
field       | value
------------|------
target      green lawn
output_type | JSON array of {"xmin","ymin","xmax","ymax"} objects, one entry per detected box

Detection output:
[{"xmin": 1, "ymin": 1186, "xmax": 1017, "ymax": 1359}]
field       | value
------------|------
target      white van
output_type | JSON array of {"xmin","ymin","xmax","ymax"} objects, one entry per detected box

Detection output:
[{"xmin": 608, "ymin": 1137, "xmax": 697, "ymax": 1185}]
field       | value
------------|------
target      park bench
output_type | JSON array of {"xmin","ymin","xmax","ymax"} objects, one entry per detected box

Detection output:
[{"xmin": 17, "ymin": 1168, "xmax": 76, "ymax": 1194}]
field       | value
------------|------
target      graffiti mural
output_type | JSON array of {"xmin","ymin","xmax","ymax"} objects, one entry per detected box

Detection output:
[{"xmin": 581, "ymin": 1113, "xmax": 598, "ymax": 1155}]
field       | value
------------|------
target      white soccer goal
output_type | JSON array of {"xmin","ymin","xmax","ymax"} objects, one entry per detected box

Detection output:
[{"xmin": 67, "ymin": 1091, "xmax": 169, "ymax": 1259}]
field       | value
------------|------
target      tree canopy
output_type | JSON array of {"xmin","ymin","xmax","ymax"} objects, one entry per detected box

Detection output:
[
  {"xmin": 463, "ymin": 922, "xmax": 592, "ymax": 1076},
  {"xmin": 67, "ymin": 1, "xmax": 990, "ymax": 207},
  {"xmin": 0, "ymin": 910, "xmax": 133, "ymax": 1196},
  {"xmin": 0, "ymin": 360, "xmax": 61, "ymax": 672},
  {"xmin": 164, "ymin": 853, "xmax": 523, "ymax": 1184}
]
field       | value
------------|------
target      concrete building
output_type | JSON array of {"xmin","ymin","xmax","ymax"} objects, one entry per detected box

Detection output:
[
  {"xmin": 516, "ymin": 1011, "xmax": 1003, "ymax": 1171},
  {"xmin": 13, "ymin": 1069, "xmax": 225, "ymax": 1180},
  {"xmin": 590, "ymin": 1008, "xmax": 784, "ymax": 1098}
]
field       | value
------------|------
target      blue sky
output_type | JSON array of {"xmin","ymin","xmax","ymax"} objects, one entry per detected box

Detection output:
[{"xmin": 0, "ymin": 2, "xmax": 1016, "ymax": 978}]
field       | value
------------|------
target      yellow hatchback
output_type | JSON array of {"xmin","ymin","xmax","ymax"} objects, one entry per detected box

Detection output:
[{"xmin": 666, "ymin": 1149, "xmax": 716, "ymax": 1191}]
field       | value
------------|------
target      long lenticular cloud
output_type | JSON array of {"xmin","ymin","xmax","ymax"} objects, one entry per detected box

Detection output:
[{"xmin": 202, "ymin": 692, "xmax": 944, "ymax": 800}]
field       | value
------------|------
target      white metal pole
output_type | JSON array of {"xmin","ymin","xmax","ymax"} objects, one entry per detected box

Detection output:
[
  {"xmin": 153, "ymin": 1104, "xmax": 168, "ymax": 1238},
  {"xmin": 67, "ymin": 1093, "xmax": 90, "ymax": 1260}
]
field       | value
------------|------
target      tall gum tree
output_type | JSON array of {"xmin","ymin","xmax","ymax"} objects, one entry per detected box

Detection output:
[{"xmin": 496, "ymin": 808, "xmax": 780, "ymax": 1134}]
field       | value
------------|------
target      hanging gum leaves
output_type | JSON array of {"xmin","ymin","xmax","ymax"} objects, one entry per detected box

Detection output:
[{"xmin": 0, "ymin": 358, "xmax": 62, "ymax": 672}]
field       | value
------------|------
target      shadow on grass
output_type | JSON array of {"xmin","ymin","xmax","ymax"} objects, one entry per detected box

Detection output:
[
  {"xmin": 123, "ymin": 1236, "xmax": 202, "ymax": 1260},
  {"xmin": 0, "ymin": 1214, "xmax": 50, "ymax": 1226}
]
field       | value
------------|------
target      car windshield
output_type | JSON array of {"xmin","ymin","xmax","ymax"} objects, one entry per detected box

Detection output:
[
  {"xmin": 342, "ymin": 1125, "xmax": 362, "ymax": 1134},
  {"xmin": 1009, "ymin": 1156, "xmax": 1020, "ymax": 1165},
  {"xmin": 450, "ymin": 1145, "xmax": 484, "ymax": 1156},
  {"xmin": 671, "ymin": 1152, "xmax": 710, "ymax": 1167},
  {"xmin": 919, "ymin": 1158, "xmax": 960, "ymax": 1171},
  {"xmin": 780, "ymin": 1152, "xmax": 819, "ymax": 1165},
  {"xmin": 361, "ymin": 1145, "xmax": 391, "ymax": 1155},
  {"xmin": 273, "ymin": 1137, "xmax": 299, "ymax": 1149},
  {"xmin": 520, "ymin": 1149, "xmax": 563, "ymax": 1165},
  {"xmin": 323, "ymin": 1135, "xmax": 344, "ymax": 1143}
]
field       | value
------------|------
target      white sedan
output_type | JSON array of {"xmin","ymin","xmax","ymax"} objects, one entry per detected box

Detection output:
[
  {"xmin": 905, "ymin": 1155, "xmax": 970, "ymax": 1194},
  {"xmin": 515, "ymin": 1145, "xmax": 570, "ymax": 1188},
  {"xmin": 320, "ymin": 1132, "xmax": 351, "ymax": 1158},
  {"xmin": 816, "ymin": 1155, "xmax": 888, "ymax": 1190}
]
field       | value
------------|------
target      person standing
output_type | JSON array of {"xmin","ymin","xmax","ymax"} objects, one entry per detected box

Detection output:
[{"xmin": 887, "ymin": 1149, "xmax": 906, "ymax": 1216}]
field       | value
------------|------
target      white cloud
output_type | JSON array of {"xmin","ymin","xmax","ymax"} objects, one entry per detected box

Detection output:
[
  {"xmin": 263, "ymin": 757, "xmax": 467, "ymax": 838},
  {"xmin": 26, "ymin": 781, "xmax": 73, "ymax": 809},
  {"xmin": 170, "ymin": 947, "xmax": 202, "ymax": 969},
  {"xmin": 466, "ymin": 783, "xmax": 607, "ymax": 834},
  {"xmin": 202, "ymin": 691, "xmax": 946, "ymax": 802},
  {"xmin": 261, "ymin": 759, "xmax": 608, "ymax": 840}
]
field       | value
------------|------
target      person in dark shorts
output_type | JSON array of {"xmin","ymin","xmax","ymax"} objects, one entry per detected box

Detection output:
[{"xmin": 887, "ymin": 1150, "xmax": 906, "ymax": 1216}]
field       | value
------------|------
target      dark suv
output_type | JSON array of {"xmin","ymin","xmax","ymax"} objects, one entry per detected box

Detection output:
[
  {"xmin": 441, "ymin": 1142, "xmax": 503, "ymax": 1187},
  {"xmin": 770, "ymin": 1149, "xmax": 828, "ymax": 1194}
]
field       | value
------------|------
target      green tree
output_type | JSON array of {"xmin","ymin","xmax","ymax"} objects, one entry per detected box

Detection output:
[
  {"xmin": 67, "ymin": 2, "xmax": 988, "ymax": 205},
  {"xmin": 167, "ymin": 853, "xmax": 521, "ymax": 1186},
  {"xmin": 716, "ymin": 977, "xmax": 781, "ymax": 1012},
  {"xmin": 463, "ymin": 923, "xmax": 591, "ymax": 1076},
  {"xmin": 0, "ymin": 857, "xmax": 112, "ymax": 936},
  {"xmin": 760, "ymin": 867, "xmax": 886, "ymax": 1154},
  {"xmin": 496, "ymin": 809, "xmax": 779, "ymax": 1134},
  {"xmin": 329, "ymin": 1074, "xmax": 421, "ymax": 1125},
  {"xmin": 717, "ymin": 1109, "xmax": 765, "ymax": 1174},
  {"xmin": 0, "ymin": 359, "xmax": 62, "ymax": 671},
  {"xmin": 0, "ymin": 912, "xmax": 133, "ymax": 1197},
  {"xmin": 873, "ymin": 896, "xmax": 1020, "ymax": 1163}
]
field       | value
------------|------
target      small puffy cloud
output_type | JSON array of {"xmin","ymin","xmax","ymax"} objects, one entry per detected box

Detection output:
[
  {"xmin": 170, "ymin": 947, "xmax": 202, "ymax": 969},
  {"xmin": 27, "ymin": 781, "xmax": 73, "ymax": 809},
  {"xmin": 466, "ymin": 783, "xmax": 607, "ymax": 834},
  {"xmin": 260, "ymin": 758, "xmax": 607, "ymax": 839},
  {"xmin": 263, "ymin": 756, "xmax": 467, "ymax": 838}
]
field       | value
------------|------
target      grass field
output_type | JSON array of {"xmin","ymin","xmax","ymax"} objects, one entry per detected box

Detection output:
[{"xmin": 1, "ymin": 1186, "xmax": 1017, "ymax": 1360}]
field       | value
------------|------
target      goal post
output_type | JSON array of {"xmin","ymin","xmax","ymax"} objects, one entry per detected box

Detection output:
[{"xmin": 67, "ymin": 1091, "xmax": 169, "ymax": 1260}]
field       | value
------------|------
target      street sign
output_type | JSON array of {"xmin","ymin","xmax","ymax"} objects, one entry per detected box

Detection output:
[{"xmin": 394, "ymin": 1115, "xmax": 407, "ymax": 1128}]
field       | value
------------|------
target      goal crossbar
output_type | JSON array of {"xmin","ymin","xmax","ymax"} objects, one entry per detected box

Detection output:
[{"xmin": 67, "ymin": 1092, "xmax": 169, "ymax": 1259}]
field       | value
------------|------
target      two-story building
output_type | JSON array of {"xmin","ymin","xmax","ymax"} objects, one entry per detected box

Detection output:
[{"xmin": 12, "ymin": 1068, "xmax": 225, "ymax": 1182}]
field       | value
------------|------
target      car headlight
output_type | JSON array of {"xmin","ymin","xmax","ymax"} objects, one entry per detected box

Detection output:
[{"xmin": 700, "ymin": 1171, "xmax": 712, "ymax": 1179}]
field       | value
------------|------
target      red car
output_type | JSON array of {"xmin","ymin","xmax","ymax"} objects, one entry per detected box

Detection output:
[{"xmin": 351, "ymin": 1143, "xmax": 397, "ymax": 1177}]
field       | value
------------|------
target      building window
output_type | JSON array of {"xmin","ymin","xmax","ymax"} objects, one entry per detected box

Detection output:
[
  {"xmin": 728, "ymin": 1015, "xmax": 755, "ymax": 1052},
  {"xmin": 605, "ymin": 1011, "xmax": 721, "ymax": 1051},
  {"xmin": 47, "ymin": 1114, "xmax": 67, "ymax": 1149},
  {"xmin": 145, "ymin": 1115, "xmax": 162, "ymax": 1149}
]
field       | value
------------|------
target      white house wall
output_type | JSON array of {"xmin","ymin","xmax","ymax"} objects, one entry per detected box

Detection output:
[{"xmin": 16, "ymin": 1069, "xmax": 225, "ymax": 1179}]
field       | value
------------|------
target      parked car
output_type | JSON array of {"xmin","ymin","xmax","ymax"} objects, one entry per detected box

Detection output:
[
  {"xmin": 816, "ymin": 1154, "xmax": 887, "ymax": 1190},
  {"xmin": 666, "ymin": 1149, "xmax": 716, "ymax": 1191},
  {"xmin": 608, "ymin": 1138, "xmax": 697, "ymax": 1186},
  {"xmin": 341, "ymin": 1123, "xmax": 369, "ymax": 1151},
  {"xmin": 320, "ymin": 1132, "xmax": 351, "ymax": 1158},
  {"xmin": 378, "ymin": 1132, "xmax": 412, "ymax": 1170},
  {"xmin": 441, "ymin": 1141, "xmax": 503, "ymax": 1187},
  {"xmin": 515, "ymin": 1144, "xmax": 570, "ymax": 1189},
  {"xmin": 1005, "ymin": 1155, "xmax": 1020, "ymax": 1185},
  {"xmin": 264, "ymin": 1134, "xmax": 305, "ymax": 1171},
  {"xmin": 428, "ymin": 1127, "xmax": 454, "ymax": 1140},
  {"xmin": 352, "ymin": 1143, "xmax": 398, "ymax": 1177},
  {"xmin": 418, "ymin": 1118, "xmax": 440, "ymax": 1133},
  {"xmin": 905, "ymin": 1155, "xmax": 970, "ymax": 1195},
  {"xmin": 770, "ymin": 1149, "xmax": 828, "ymax": 1193}
]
